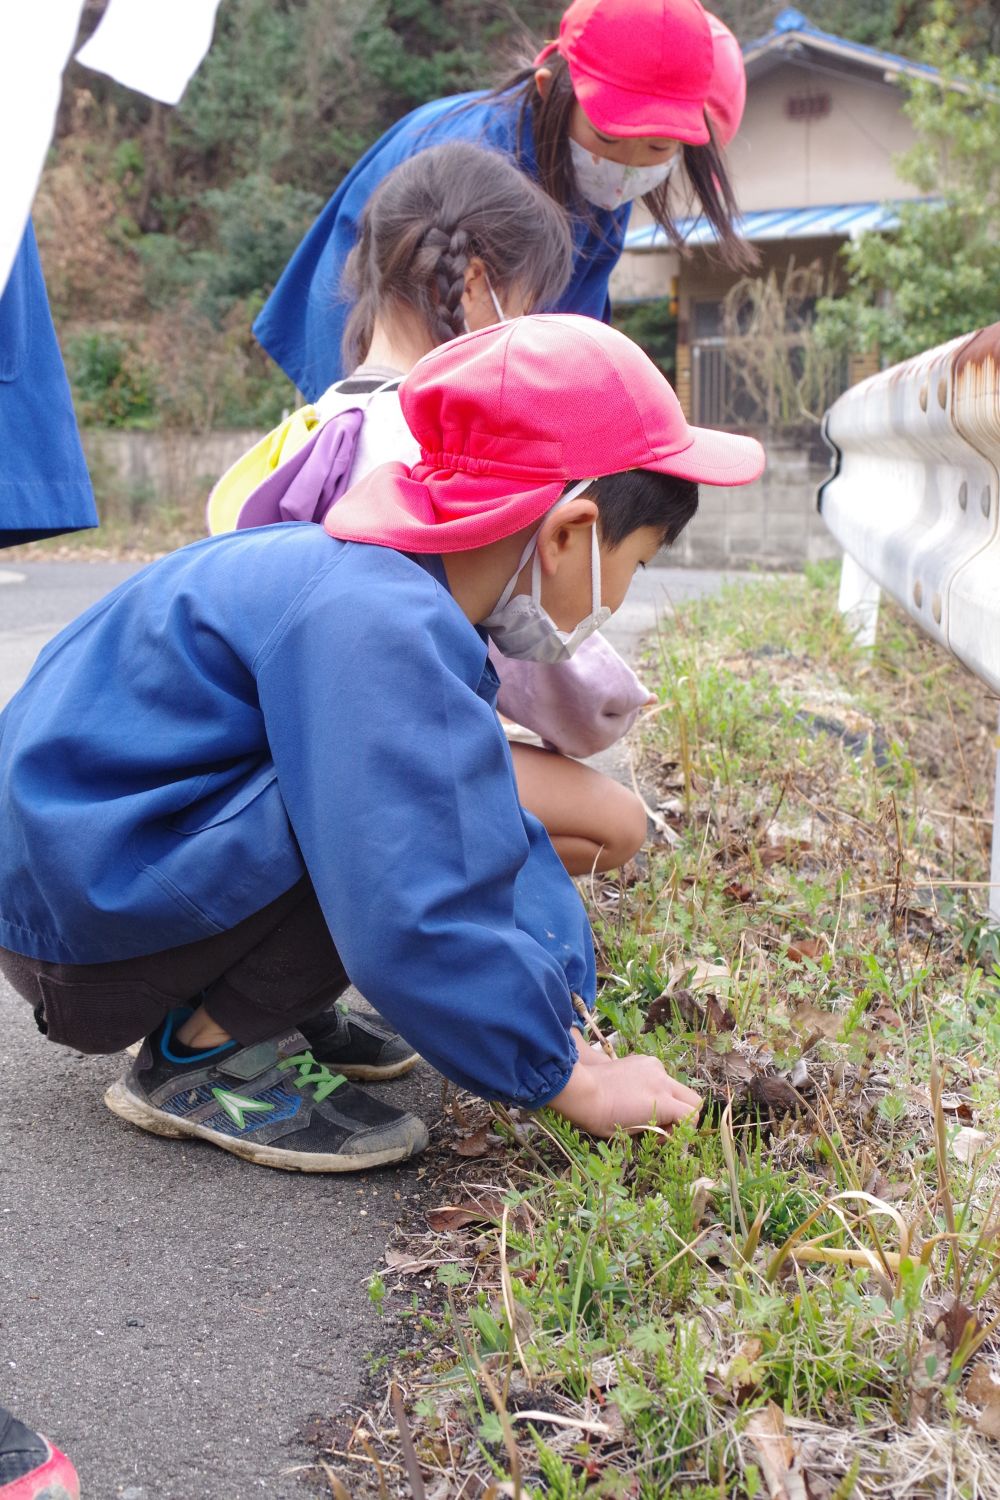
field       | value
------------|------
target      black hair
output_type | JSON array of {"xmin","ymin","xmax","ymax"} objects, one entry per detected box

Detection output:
[
  {"xmin": 490, "ymin": 51, "xmax": 758, "ymax": 273},
  {"xmin": 583, "ymin": 469, "xmax": 699, "ymax": 549},
  {"xmin": 341, "ymin": 141, "xmax": 574, "ymax": 368}
]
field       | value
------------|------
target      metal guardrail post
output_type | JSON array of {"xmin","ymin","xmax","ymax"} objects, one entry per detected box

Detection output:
[{"xmin": 819, "ymin": 322, "xmax": 1000, "ymax": 920}]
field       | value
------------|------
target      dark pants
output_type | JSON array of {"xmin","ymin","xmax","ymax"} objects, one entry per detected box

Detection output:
[{"xmin": 0, "ymin": 878, "xmax": 350, "ymax": 1054}]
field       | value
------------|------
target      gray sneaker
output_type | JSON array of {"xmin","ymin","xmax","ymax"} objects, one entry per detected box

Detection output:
[
  {"xmin": 298, "ymin": 1001, "xmax": 419, "ymax": 1081},
  {"xmin": 104, "ymin": 1011, "xmax": 428, "ymax": 1172}
]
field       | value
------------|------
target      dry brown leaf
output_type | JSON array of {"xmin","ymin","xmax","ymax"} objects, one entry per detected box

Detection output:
[
  {"xmin": 384, "ymin": 1248, "xmax": 441, "ymax": 1275},
  {"xmin": 939, "ymin": 1092, "xmax": 975, "ymax": 1121},
  {"xmin": 786, "ymin": 937, "xmax": 825, "ymax": 964},
  {"xmin": 724, "ymin": 881, "xmax": 755, "ymax": 903},
  {"xmin": 759, "ymin": 839, "xmax": 812, "ymax": 868},
  {"xmin": 950, "ymin": 1127, "xmax": 990, "ymax": 1165},
  {"xmin": 747, "ymin": 1075, "xmax": 802, "ymax": 1114},
  {"xmin": 966, "ymin": 1362, "xmax": 1000, "ymax": 1405},
  {"xmin": 452, "ymin": 1125, "xmax": 493, "ymax": 1158},
  {"xmin": 426, "ymin": 1195, "xmax": 506, "ymax": 1232},
  {"xmin": 934, "ymin": 1295, "xmax": 984, "ymax": 1355},
  {"xmin": 691, "ymin": 1176, "xmax": 716, "ymax": 1227},
  {"xmin": 644, "ymin": 987, "xmax": 735, "ymax": 1036},
  {"xmin": 787, "ymin": 1002, "xmax": 843, "ymax": 1040},
  {"xmin": 745, "ymin": 1401, "xmax": 811, "ymax": 1499}
]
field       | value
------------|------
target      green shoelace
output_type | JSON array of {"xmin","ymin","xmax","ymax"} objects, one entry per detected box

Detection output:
[{"xmin": 277, "ymin": 1050, "xmax": 346, "ymax": 1102}]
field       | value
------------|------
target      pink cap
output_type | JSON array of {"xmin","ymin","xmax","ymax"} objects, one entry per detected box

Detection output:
[
  {"xmin": 534, "ymin": 0, "xmax": 715, "ymax": 144},
  {"xmin": 706, "ymin": 13, "xmax": 746, "ymax": 146},
  {"xmin": 324, "ymin": 314, "xmax": 764, "ymax": 555}
]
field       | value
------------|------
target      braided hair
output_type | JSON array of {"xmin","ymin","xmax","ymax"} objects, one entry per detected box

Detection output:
[{"xmin": 341, "ymin": 142, "xmax": 573, "ymax": 368}]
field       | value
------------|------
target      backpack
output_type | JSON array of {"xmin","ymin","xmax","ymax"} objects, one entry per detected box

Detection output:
[{"xmin": 206, "ymin": 376, "xmax": 399, "ymax": 535}]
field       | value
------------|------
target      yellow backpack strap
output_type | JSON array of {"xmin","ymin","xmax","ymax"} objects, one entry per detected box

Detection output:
[{"xmin": 206, "ymin": 405, "xmax": 321, "ymax": 535}]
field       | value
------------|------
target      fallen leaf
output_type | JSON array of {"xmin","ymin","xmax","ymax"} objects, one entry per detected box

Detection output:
[
  {"xmin": 644, "ymin": 987, "xmax": 735, "ymax": 1035},
  {"xmin": 745, "ymin": 1401, "xmax": 811, "ymax": 1500},
  {"xmin": 748, "ymin": 1075, "xmax": 802, "ymax": 1114},
  {"xmin": 978, "ymin": 1403, "xmax": 1000, "ymax": 1441},
  {"xmin": 426, "ymin": 1194, "xmax": 507, "ymax": 1232},
  {"xmin": 933, "ymin": 1295, "xmax": 984, "ymax": 1355},
  {"xmin": 758, "ymin": 839, "xmax": 812, "ymax": 868},
  {"xmin": 939, "ymin": 1093, "xmax": 975, "ymax": 1122},
  {"xmin": 951, "ymin": 1127, "xmax": 990, "ymax": 1165},
  {"xmin": 691, "ymin": 1176, "xmax": 716, "ymax": 1227},
  {"xmin": 966, "ymin": 1362, "xmax": 1000, "ymax": 1406},
  {"xmin": 786, "ymin": 937, "xmax": 825, "ymax": 963},
  {"xmin": 384, "ymin": 1248, "xmax": 441, "ymax": 1275},
  {"xmin": 724, "ymin": 881, "xmax": 755, "ymax": 903},
  {"xmin": 452, "ymin": 1125, "xmax": 493, "ymax": 1157},
  {"xmin": 787, "ymin": 1002, "xmax": 844, "ymax": 1040},
  {"xmin": 666, "ymin": 957, "xmax": 732, "ymax": 992}
]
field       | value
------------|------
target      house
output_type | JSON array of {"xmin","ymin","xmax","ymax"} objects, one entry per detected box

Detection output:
[{"xmin": 612, "ymin": 7, "xmax": 940, "ymax": 427}]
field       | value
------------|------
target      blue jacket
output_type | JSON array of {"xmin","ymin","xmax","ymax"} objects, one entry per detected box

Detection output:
[
  {"xmin": 253, "ymin": 91, "xmax": 630, "ymax": 399},
  {"xmin": 0, "ymin": 524, "xmax": 594, "ymax": 1107},
  {"xmin": 0, "ymin": 222, "xmax": 97, "ymax": 547}
]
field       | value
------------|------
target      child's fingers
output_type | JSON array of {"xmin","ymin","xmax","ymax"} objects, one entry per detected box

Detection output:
[
  {"xmin": 652, "ymin": 1084, "xmax": 701, "ymax": 1124},
  {"xmin": 664, "ymin": 1075, "xmax": 702, "ymax": 1109}
]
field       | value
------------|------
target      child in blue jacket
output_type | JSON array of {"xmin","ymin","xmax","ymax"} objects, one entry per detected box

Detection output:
[
  {"xmin": 0, "ymin": 314, "xmax": 763, "ymax": 1172},
  {"xmin": 254, "ymin": 0, "xmax": 751, "ymax": 399}
]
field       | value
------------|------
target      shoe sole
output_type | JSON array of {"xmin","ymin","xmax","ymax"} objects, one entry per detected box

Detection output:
[
  {"xmin": 336, "ymin": 1052, "xmax": 418, "ymax": 1081},
  {"xmin": 103, "ymin": 1080, "xmax": 428, "ymax": 1172},
  {"xmin": 122, "ymin": 1043, "xmax": 419, "ymax": 1082}
]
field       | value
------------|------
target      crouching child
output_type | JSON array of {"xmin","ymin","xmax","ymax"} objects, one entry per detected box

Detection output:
[{"xmin": 0, "ymin": 314, "xmax": 764, "ymax": 1171}]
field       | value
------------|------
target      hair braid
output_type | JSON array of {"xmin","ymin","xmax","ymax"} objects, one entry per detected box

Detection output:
[
  {"xmin": 424, "ymin": 225, "xmax": 472, "ymax": 344},
  {"xmin": 338, "ymin": 142, "xmax": 574, "ymax": 369}
]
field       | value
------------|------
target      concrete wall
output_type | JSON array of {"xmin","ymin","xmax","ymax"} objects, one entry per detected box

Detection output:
[
  {"xmin": 80, "ymin": 427, "xmax": 836, "ymax": 571},
  {"xmin": 669, "ymin": 435, "xmax": 838, "ymax": 570},
  {"xmin": 82, "ymin": 428, "xmax": 267, "ymax": 515}
]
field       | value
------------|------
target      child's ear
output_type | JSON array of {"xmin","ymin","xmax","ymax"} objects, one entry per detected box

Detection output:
[
  {"xmin": 534, "ymin": 66, "xmax": 553, "ymax": 102},
  {"xmin": 535, "ymin": 497, "xmax": 598, "ymax": 576}
]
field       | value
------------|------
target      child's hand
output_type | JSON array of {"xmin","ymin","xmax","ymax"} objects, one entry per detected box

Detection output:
[{"xmin": 549, "ymin": 1052, "xmax": 701, "ymax": 1137}]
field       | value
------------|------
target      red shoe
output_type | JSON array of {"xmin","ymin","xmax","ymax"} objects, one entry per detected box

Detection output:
[{"xmin": 0, "ymin": 1408, "xmax": 79, "ymax": 1500}]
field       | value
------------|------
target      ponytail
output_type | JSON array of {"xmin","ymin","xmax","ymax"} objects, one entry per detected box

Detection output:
[{"xmin": 340, "ymin": 142, "xmax": 573, "ymax": 369}]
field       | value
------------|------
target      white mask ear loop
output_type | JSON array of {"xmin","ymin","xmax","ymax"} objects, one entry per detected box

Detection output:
[
  {"xmin": 493, "ymin": 477, "xmax": 598, "ymax": 614},
  {"xmin": 485, "ymin": 275, "xmax": 506, "ymax": 323},
  {"xmin": 529, "ymin": 477, "xmax": 599, "ymax": 604}
]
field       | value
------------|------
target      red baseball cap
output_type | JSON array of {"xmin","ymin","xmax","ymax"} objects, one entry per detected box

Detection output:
[
  {"xmin": 534, "ymin": 0, "xmax": 715, "ymax": 144},
  {"xmin": 324, "ymin": 314, "xmax": 764, "ymax": 555}
]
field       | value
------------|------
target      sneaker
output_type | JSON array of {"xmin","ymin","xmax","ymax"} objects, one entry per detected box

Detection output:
[
  {"xmin": 298, "ymin": 1001, "xmax": 418, "ymax": 1081},
  {"xmin": 104, "ymin": 1013, "xmax": 429, "ymax": 1172},
  {"xmin": 0, "ymin": 1407, "xmax": 79, "ymax": 1500}
]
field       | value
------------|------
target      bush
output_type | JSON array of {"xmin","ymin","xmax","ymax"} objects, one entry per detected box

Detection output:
[{"xmin": 68, "ymin": 331, "xmax": 158, "ymax": 428}]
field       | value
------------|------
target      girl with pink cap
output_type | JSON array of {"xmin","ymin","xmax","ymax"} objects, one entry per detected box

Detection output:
[
  {"xmin": 213, "ymin": 141, "xmax": 655, "ymax": 880},
  {"xmin": 0, "ymin": 314, "xmax": 763, "ymax": 1166},
  {"xmin": 253, "ymin": 0, "xmax": 750, "ymax": 402}
]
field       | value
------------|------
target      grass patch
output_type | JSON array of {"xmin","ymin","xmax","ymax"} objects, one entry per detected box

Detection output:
[{"xmin": 313, "ymin": 566, "xmax": 1000, "ymax": 1499}]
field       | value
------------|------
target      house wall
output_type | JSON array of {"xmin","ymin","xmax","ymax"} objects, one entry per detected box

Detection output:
[
  {"xmin": 611, "ymin": 55, "xmax": 923, "ymax": 315},
  {"xmin": 731, "ymin": 59, "xmax": 922, "ymax": 211}
]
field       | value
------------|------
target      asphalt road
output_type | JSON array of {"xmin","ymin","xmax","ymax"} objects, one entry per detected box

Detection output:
[{"xmin": 0, "ymin": 557, "xmax": 730, "ymax": 1498}]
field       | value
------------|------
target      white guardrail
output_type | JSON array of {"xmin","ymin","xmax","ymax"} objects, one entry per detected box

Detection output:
[{"xmin": 818, "ymin": 322, "xmax": 1000, "ymax": 919}]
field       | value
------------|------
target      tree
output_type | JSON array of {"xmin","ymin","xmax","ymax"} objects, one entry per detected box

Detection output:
[{"xmin": 815, "ymin": 0, "xmax": 1000, "ymax": 363}]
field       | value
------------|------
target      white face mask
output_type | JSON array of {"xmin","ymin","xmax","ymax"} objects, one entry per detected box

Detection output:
[
  {"xmin": 482, "ymin": 480, "xmax": 611, "ymax": 664},
  {"xmin": 569, "ymin": 139, "xmax": 678, "ymax": 211}
]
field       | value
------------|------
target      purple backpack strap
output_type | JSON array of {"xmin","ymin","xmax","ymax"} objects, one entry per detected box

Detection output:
[{"xmin": 235, "ymin": 407, "xmax": 365, "ymax": 530}]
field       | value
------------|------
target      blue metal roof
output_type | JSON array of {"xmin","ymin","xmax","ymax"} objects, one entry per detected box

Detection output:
[
  {"xmin": 743, "ymin": 7, "xmax": 940, "ymax": 83},
  {"xmin": 624, "ymin": 199, "xmax": 939, "ymax": 252}
]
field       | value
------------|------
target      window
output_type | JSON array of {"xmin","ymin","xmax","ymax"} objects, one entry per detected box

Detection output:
[{"xmin": 785, "ymin": 92, "xmax": 831, "ymax": 121}]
